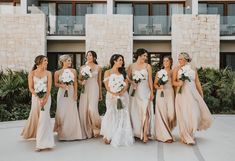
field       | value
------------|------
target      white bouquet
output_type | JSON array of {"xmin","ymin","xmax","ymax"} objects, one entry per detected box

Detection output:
[
  {"xmin": 80, "ymin": 66, "xmax": 92, "ymax": 93},
  {"xmin": 131, "ymin": 70, "xmax": 146, "ymax": 96},
  {"xmin": 178, "ymin": 65, "xmax": 192, "ymax": 93},
  {"xmin": 60, "ymin": 69, "xmax": 74, "ymax": 97},
  {"xmin": 157, "ymin": 69, "xmax": 168, "ymax": 97},
  {"xmin": 108, "ymin": 74, "xmax": 126, "ymax": 110},
  {"xmin": 35, "ymin": 79, "xmax": 47, "ymax": 111}
]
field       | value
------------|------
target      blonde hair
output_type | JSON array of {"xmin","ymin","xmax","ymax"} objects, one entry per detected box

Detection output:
[
  {"xmin": 58, "ymin": 55, "xmax": 71, "ymax": 67},
  {"xmin": 179, "ymin": 52, "xmax": 192, "ymax": 62}
]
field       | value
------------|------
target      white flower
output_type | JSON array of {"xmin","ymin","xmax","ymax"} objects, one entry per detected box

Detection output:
[
  {"xmin": 132, "ymin": 70, "xmax": 146, "ymax": 83},
  {"xmin": 108, "ymin": 74, "xmax": 126, "ymax": 94},
  {"xmin": 60, "ymin": 69, "xmax": 74, "ymax": 83},
  {"xmin": 158, "ymin": 69, "xmax": 168, "ymax": 78},
  {"xmin": 81, "ymin": 66, "xmax": 92, "ymax": 78}
]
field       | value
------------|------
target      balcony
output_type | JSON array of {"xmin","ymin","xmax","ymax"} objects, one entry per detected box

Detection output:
[
  {"xmin": 134, "ymin": 16, "xmax": 171, "ymax": 36},
  {"xmin": 46, "ymin": 16, "xmax": 85, "ymax": 36},
  {"xmin": 220, "ymin": 16, "xmax": 235, "ymax": 36}
]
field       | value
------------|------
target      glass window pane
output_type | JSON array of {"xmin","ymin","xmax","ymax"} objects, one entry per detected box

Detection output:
[
  {"xmin": 57, "ymin": 3, "xmax": 72, "ymax": 16},
  {"xmin": 92, "ymin": 3, "xmax": 107, "ymax": 14},
  {"xmin": 152, "ymin": 4, "xmax": 167, "ymax": 15},
  {"xmin": 228, "ymin": 4, "xmax": 235, "ymax": 16},
  {"xmin": 226, "ymin": 54, "xmax": 235, "ymax": 70},
  {"xmin": 76, "ymin": 3, "xmax": 91, "ymax": 16},
  {"xmin": 134, "ymin": 4, "xmax": 149, "ymax": 16},
  {"xmin": 116, "ymin": 3, "xmax": 132, "ymax": 14},
  {"xmin": 198, "ymin": 3, "xmax": 207, "ymax": 14},
  {"xmin": 207, "ymin": 4, "xmax": 224, "ymax": 16},
  {"xmin": 169, "ymin": 3, "xmax": 184, "ymax": 15}
]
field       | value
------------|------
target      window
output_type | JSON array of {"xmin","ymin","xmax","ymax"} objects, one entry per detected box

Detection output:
[
  {"xmin": 148, "ymin": 53, "xmax": 171, "ymax": 70},
  {"xmin": 152, "ymin": 4, "xmax": 167, "ymax": 16},
  {"xmin": 57, "ymin": 3, "xmax": 72, "ymax": 16},
  {"xmin": 92, "ymin": 3, "xmax": 106, "ymax": 14},
  {"xmin": 116, "ymin": 3, "xmax": 132, "ymax": 14},
  {"xmin": 47, "ymin": 52, "xmax": 85, "ymax": 72},
  {"xmin": 134, "ymin": 4, "xmax": 149, "ymax": 16},
  {"xmin": 220, "ymin": 53, "xmax": 235, "ymax": 70}
]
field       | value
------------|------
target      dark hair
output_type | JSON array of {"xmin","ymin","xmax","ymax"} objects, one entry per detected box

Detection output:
[
  {"xmin": 32, "ymin": 55, "xmax": 47, "ymax": 71},
  {"xmin": 110, "ymin": 54, "xmax": 127, "ymax": 79},
  {"xmin": 86, "ymin": 50, "xmax": 98, "ymax": 65},
  {"xmin": 134, "ymin": 48, "xmax": 148, "ymax": 60},
  {"xmin": 162, "ymin": 56, "xmax": 173, "ymax": 69}
]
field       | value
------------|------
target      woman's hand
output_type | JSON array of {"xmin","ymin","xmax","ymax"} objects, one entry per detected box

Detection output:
[
  {"xmin": 60, "ymin": 83, "xmax": 67, "ymax": 89},
  {"xmin": 178, "ymin": 80, "xmax": 184, "ymax": 87},
  {"xmin": 150, "ymin": 92, "xmax": 154, "ymax": 101},
  {"xmin": 81, "ymin": 80, "xmax": 86, "ymax": 85},
  {"xmin": 99, "ymin": 94, "xmax": 103, "ymax": 101}
]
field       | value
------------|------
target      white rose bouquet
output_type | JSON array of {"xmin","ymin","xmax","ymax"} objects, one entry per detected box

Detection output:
[
  {"xmin": 131, "ymin": 70, "xmax": 146, "ymax": 96},
  {"xmin": 80, "ymin": 66, "xmax": 92, "ymax": 93},
  {"xmin": 35, "ymin": 80, "xmax": 47, "ymax": 111},
  {"xmin": 108, "ymin": 74, "xmax": 126, "ymax": 110},
  {"xmin": 178, "ymin": 65, "xmax": 192, "ymax": 94},
  {"xmin": 157, "ymin": 69, "xmax": 168, "ymax": 97},
  {"xmin": 60, "ymin": 69, "xmax": 74, "ymax": 97}
]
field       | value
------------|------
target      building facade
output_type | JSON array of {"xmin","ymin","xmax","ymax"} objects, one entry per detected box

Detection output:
[{"xmin": 0, "ymin": 0, "xmax": 235, "ymax": 71}]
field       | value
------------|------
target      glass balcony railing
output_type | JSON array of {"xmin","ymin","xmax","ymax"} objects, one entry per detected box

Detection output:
[
  {"xmin": 220, "ymin": 16, "xmax": 235, "ymax": 36},
  {"xmin": 46, "ymin": 16, "xmax": 85, "ymax": 36},
  {"xmin": 134, "ymin": 16, "xmax": 171, "ymax": 36}
]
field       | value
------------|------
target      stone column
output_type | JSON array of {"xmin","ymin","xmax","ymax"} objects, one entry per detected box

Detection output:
[
  {"xmin": 107, "ymin": 0, "xmax": 114, "ymax": 15},
  {"xmin": 172, "ymin": 15, "xmax": 220, "ymax": 69},
  {"xmin": 86, "ymin": 14, "xmax": 133, "ymax": 66},
  {"xmin": 192, "ymin": 0, "xmax": 198, "ymax": 15}
]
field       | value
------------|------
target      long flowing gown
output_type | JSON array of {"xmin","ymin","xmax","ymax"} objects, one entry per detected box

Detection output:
[
  {"xmin": 21, "ymin": 76, "xmax": 55, "ymax": 149},
  {"xmin": 175, "ymin": 65, "xmax": 213, "ymax": 144},
  {"xmin": 129, "ymin": 67, "xmax": 155, "ymax": 140},
  {"xmin": 54, "ymin": 70, "xmax": 83, "ymax": 141},
  {"xmin": 100, "ymin": 74, "xmax": 134, "ymax": 147},
  {"xmin": 155, "ymin": 73, "xmax": 176, "ymax": 142},
  {"xmin": 79, "ymin": 65, "xmax": 101, "ymax": 139}
]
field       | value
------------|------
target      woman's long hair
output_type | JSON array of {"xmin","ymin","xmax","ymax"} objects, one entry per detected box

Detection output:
[
  {"xmin": 32, "ymin": 55, "xmax": 47, "ymax": 71},
  {"xmin": 86, "ymin": 50, "xmax": 98, "ymax": 65},
  {"xmin": 110, "ymin": 54, "xmax": 127, "ymax": 79},
  {"xmin": 162, "ymin": 56, "xmax": 173, "ymax": 69}
]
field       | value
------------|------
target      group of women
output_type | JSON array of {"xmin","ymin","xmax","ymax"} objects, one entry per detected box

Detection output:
[{"xmin": 21, "ymin": 48, "xmax": 213, "ymax": 151}]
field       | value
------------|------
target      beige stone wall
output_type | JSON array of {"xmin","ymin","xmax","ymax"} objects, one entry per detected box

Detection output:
[
  {"xmin": 86, "ymin": 14, "xmax": 133, "ymax": 66},
  {"xmin": 47, "ymin": 40, "xmax": 85, "ymax": 52},
  {"xmin": 0, "ymin": 14, "xmax": 46, "ymax": 71},
  {"xmin": 172, "ymin": 15, "xmax": 220, "ymax": 68}
]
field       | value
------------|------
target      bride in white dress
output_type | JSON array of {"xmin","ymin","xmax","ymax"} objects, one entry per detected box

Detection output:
[{"xmin": 100, "ymin": 54, "xmax": 134, "ymax": 147}]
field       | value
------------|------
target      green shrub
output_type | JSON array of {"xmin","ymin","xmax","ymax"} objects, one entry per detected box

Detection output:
[{"xmin": 198, "ymin": 67, "xmax": 235, "ymax": 114}]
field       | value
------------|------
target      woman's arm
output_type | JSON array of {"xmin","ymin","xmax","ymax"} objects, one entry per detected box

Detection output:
[
  {"xmin": 28, "ymin": 71, "xmax": 36, "ymax": 96},
  {"xmin": 73, "ymin": 69, "xmax": 78, "ymax": 100},
  {"xmin": 147, "ymin": 64, "xmax": 154, "ymax": 100},
  {"xmin": 54, "ymin": 70, "xmax": 65, "ymax": 88},
  {"xmin": 172, "ymin": 67, "xmax": 183, "ymax": 87},
  {"xmin": 98, "ymin": 66, "xmax": 103, "ymax": 100},
  {"xmin": 195, "ymin": 71, "xmax": 204, "ymax": 97},
  {"xmin": 119, "ymin": 78, "xmax": 129, "ymax": 96}
]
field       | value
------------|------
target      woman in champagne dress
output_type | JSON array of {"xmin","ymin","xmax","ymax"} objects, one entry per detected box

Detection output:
[
  {"xmin": 128, "ymin": 48, "xmax": 155, "ymax": 143},
  {"xmin": 21, "ymin": 55, "xmax": 55, "ymax": 151},
  {"xmin": 101, "ymin": 54, "xmax": 134, "ymax": 147},
  {"xmin": 172, "ymin": 52, "xmax": 213, "ymax": 145},
  {"xmin": 54, "ymin": 55, "xmax": 83, "ymax": 141},
  {"xmin": 154, "ymin": 56, "xmax": 176, "ymax": 143},
  {"xmin": 79, "ymin": 51, "xmax": 102, "ymax": 139}
]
